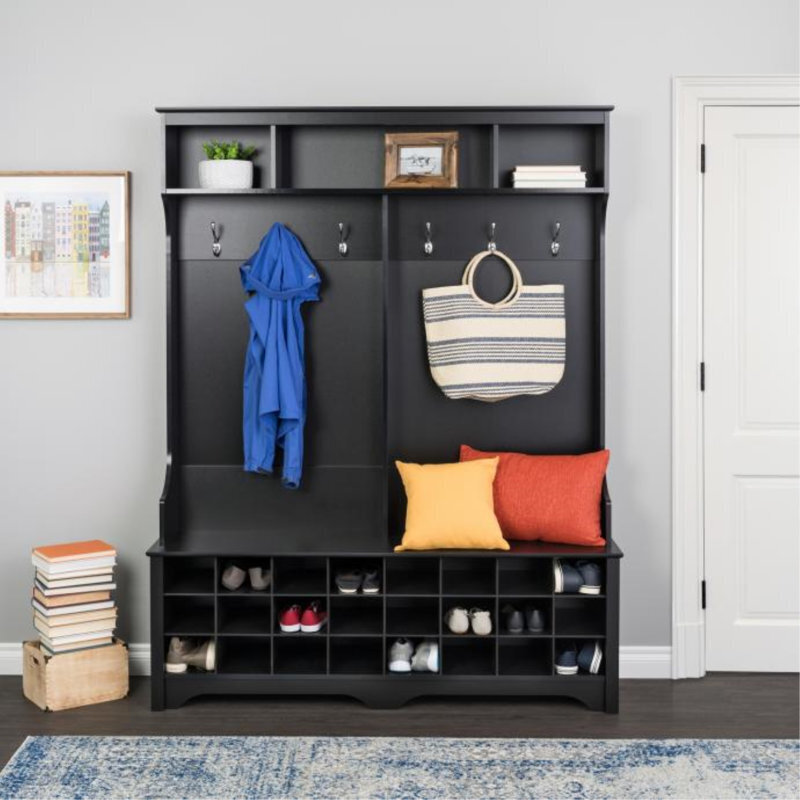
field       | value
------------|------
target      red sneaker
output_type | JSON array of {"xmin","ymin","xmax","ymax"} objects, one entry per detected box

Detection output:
[
  {"xmin": 279, "ymin": 604, "xmax": 302, "ymax": 633},
  {"xmin": 300, "ymin": 602, "xmax": 328, "ymax": 633}
]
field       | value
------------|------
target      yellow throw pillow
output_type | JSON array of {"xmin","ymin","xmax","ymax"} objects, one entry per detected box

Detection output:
[{"xmin": 394, "ymin": 458, "xmax": 510, "ymax": 552}]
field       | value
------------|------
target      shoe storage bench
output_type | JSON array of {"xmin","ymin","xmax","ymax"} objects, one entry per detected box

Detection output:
[{"xmin": 148, "ymin": 106, "xmax": 622, "ymax": 712}]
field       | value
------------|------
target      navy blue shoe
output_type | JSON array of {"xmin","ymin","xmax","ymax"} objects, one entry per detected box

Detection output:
[
  {"xmin": 554, "ymin": 559, "xmax": 582, "ymax": 594},
  {"xmin": 575, "ymin": 561, "xmax": 602, "ymax": 595},
  {"xmin": 577, "ymin": 640, "xmax": 603, "ymax": 674},
  {"xmin": 555, "ymin": 641, "xmax": 578, "ymax": 675}
]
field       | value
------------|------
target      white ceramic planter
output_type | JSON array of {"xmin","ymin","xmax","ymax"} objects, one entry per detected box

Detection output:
[{"xmin": 198, "ymin": 159, "xmax": 254, "ymax": 190}]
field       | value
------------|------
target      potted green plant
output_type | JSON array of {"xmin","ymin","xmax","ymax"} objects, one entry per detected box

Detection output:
[{"xmin": 199, "ymin": 141, "xmax": 257, "ymax": 189}]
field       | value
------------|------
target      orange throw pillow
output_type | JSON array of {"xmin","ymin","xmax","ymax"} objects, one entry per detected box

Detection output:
[{"xmin": 459, "ymin": 445, "xmax": 609, "ymax": 546}]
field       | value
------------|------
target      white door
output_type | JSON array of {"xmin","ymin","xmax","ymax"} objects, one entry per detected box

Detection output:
[{"xmin": 703, "ymin": 105, "xmax": 800, "ymax": 671}]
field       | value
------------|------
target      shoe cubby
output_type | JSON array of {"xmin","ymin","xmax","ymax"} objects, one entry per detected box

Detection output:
[
  {"xmin": 499, "ymin": 599, "xmax": 553, "ymax": 636},
  {"xmin": 274, "ymin": 636, "xmax": 327, "ymax": 675},
  {"xmin": 556, "ymin": 638, "xmax": 606, "ymax": 676},
  {"xmin": 217, "ymin": 595, "xmax": 271, "ymax": 635},
  {"xmin": 386, "ymin": 557, "xmax": 439, "ymax": 595},
  {"xmin": 164, "ymin": 596, "xmax": 214, "ymax": 635},
  {"xmin": 499, "ymin": 639, "xmax": 553, "ymax": 676},
  {"xmin": 387, "ymin": 598, "xmax": 439, "ymax": 637},
  {"xmin": 442, "ymin": 639, "xmax": 495, "ymax": 676},
  {"xmin": 274, "ymin": 596, "xmax": 327, "ymax": 634},
  {"xmin": 217, "ymin": 557, "xmax": 272, "ymax": 594},
  {"xmin": 163, "ymin": 557, "xmax": 215, "ymax": 595},
  {"xmin": 330, "ymin": 637, "xmax": 383, "ymax": 675},
  {"xmin": 555, "ymin": 598, "xmax": 606, "ymax": 637},
  {"xmin": 329, "ymin": 557, "xmax": 383, "ymax": 596},
  {"xmin": 217, "ymin": 636, "xmax": 271, "ymax": 675},
  {"xmin": 498, "ymin": 559, "xmax": 552, "ymax": 596},
  {"xmin": 273, "ymin": 557, "xmax": 327, "ymax": 595},
  {"xmin": 442, "ymin": 557, "xmax": 496, "ymax": 596},
  {"xmin": 330, "ymin": 596, "xmax": 382, "ymax": 635},
  {"xmin": 443, "ymin": 599, "xmax": 496, "ymax": 636}
]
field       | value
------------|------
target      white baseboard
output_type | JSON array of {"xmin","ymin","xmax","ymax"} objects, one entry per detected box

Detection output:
[{"xmin": 1, "ymin": 642, "xmax": 672, "ymax": 679}]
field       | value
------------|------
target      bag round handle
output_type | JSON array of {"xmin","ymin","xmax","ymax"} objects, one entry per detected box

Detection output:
[{"xmin": 461, "ymin": 249, "xmax": 524, "ymax": 308}]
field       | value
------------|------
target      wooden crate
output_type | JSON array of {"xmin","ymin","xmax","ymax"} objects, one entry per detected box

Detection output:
[{"xmin": 22, "ymin": 639, "xmax": 129, "ymax": 711}]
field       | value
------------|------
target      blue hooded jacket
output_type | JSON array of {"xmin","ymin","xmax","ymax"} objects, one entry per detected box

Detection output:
[{"xmin": 240, "ymin": 223, "xmax": 320, "ymax": 489}]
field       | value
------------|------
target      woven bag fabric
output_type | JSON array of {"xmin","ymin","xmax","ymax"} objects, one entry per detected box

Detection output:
[{"xmin": 422, "ymin": 250, "xmax": 566, "ymax": 402}]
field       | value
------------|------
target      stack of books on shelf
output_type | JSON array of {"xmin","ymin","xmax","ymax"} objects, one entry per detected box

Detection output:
[
  {"xmin": 31, "ymin": 539, "xmax": 117, "ymax": 656},
  {"xmin": 512, "ymin": 165, "xmax": 587, "ymax": 189}
]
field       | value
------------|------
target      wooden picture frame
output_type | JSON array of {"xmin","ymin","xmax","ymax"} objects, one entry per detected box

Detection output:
[
  {"xmin": 384, "ymin": 132, "xmax": 459, "ymax": 188},
  {"xmin": 0, "ymin": 171, "xmax": 130, "ymax": 319}
]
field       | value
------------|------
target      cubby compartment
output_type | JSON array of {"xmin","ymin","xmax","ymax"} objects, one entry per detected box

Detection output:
[
  {"xmin": 165, "ymin": 125, "xmax": 271, "ymax": 190},
  {"xmin": 330, "ymin": 636, "xmax": 383, "ymax": 675},
  {"xmin": 163, "ymin": 557, "xmax": 214, "ymax": 595},
  {"xmin": 163, "ymin": 636, "xmax": 217, "ymax": 675},
  {"xmin": 442, "ymin": 599, "xmax": 496, "ymax": 636},
  {"xmin": 274, "ymin": 636, "xmax": 327, "ymax": 675},
  {"xmin": 556, "ymin": 638, "xmax": 606, "ymax": 676},
  {"xmin": 498, "ymin": 599, "xmax": 552, "ymax": 636},
  {"xmin": 330, "ymin": 597, "xmax": 382, "ymax": 635},
  {"xmin": 217, "ymin": 595, "xmax": 271, "ymax": 635},
  {"xmin": 164, "ymin": 596, "xmax": 214, "ymax": 635},
  {"xmin": 329, "ymin": 557, "xmax": 383, "ymax": 596},
  {"xmin": 499, "ymin": 638, "xmax": 552, "ymax": 676},
  {"xmin": 555, "ymin": 559, "xmax": 605, "ymax": 596},
  {"xmin": 443, "ymin": 638, "xmax": 495, "ymax": 676},
  {"xmin": 442, "ymin": 557, "xmax": 495, "ymax": 596},
  {"xmin": 555, "ymin": 598, "xmax": 606, "ymax": 637},
  {"xmin": 497, "ymin": 124, "xmax": 606, "ymax": 189},
  {"xmin": 274, "ymin": 557, "xmax": 327, "ymax": 595},
  {"xmin": 498, "ymin": 559, "xmax": 552, "ymax": 596},
  {"xmin": 217, "ymin": 636, "xmax": 271, "ymax": 675},
  {"xmin": 274, "ymin": 597, "xmax": 327, "ymax": 634},
  {"xmin": 217, "ymin": 558, "xmax": 272, "ymax": 594},
  {"xmin": 387, "ymin": 598, "xmax": 439, "ymax": 636},
  {"xmin": 386, "ymin": 557, "xmax": 439, "ymax": 595}
]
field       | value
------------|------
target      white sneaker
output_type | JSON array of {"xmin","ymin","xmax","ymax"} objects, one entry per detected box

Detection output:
[
  {"xmin": 444, "ymin": 607, "xmax": 469, "ymax": 634},
  {"xmin": 469, "ymin": 608, "xmax": 492, "ymax": 636},
  {"xmin": 411, "ymin": 641, "xmax": 439, "ymax": 673},
  {"xmin": 388, "ymin": 638, "xmax": 414, "ymax": 672}
]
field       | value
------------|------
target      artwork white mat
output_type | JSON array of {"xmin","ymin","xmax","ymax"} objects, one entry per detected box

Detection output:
[{"xmin": 0, "ymin": 172, "xmax": 129, "ymax": 318}]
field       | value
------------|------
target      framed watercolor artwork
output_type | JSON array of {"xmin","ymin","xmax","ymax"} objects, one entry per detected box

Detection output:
[{"xmin": 0, "ymin": 171, "xmax": 130, "ymax": 318}]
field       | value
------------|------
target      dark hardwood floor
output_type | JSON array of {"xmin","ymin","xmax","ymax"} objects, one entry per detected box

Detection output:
[{"xmin": 2, "ymin": 674, "xmax": 797, "ymax": 768}]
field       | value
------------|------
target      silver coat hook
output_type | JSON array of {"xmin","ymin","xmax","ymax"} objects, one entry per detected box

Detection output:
[
  {"xmin": 551, "ymin": 221, "xmax": 561, "ymax": 257},
  {"xmin": 210, "ymin": 221, "xmax": 221, "ymax": 257},
  {"xmin": 423, "ymin": 222, "xmax": 434, "ymax": 256},
  {"xmin": 487, "ymin": 222, "xmax": 497, "ymax": 252},
  {"xmin": 338, "ymin": 222, "xmax": 348, "ymax": 257}
]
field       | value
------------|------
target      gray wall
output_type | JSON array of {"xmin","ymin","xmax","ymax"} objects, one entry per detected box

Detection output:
[{"xmin": 1, "ymin": 0, "xmax": 797, "ymax": 648}]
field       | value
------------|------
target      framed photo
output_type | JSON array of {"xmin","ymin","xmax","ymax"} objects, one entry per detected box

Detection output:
[
  {"xmin": 0, "ymin": 171, "xmax": 130, "ymax": 319},
  {"xmin": 384, "ymin": 132, "xmax": 458, "ymax": 188}
]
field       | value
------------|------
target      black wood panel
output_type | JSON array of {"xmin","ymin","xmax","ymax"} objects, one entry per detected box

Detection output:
[
  {"xmin": 178, "ymin": 259, "xmax": 383, "ymax": 467},
  {"xmin": 177, "ymin": 466, "xmax": 385, "ymax": 551},
  {"xmin": 389, "ymin": 194, "xmax": 596, "ymax": 261},
  {"xmin": 178, "ymin": 196, "xmax": 383, "ymax": 261}
]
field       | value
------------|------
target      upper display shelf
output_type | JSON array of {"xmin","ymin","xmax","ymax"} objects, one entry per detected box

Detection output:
[{"xmin": 159, "ymin": 107, "xmax": 611, "ymax": 195}]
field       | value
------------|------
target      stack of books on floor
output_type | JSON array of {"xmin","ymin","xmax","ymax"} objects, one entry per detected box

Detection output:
[
  {"xmin": 512, "ymin": 165, "xmax": 587, "ymax": 189},
  {"xmin": 32, "ymin": 539, "xmax": 117, "ymax": 656}
]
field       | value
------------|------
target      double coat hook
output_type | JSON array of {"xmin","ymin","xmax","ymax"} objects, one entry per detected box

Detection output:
[
  {"xmin": 487, "ymin": 222, "xmax": 497, "ymax": 252},
  {"xmin": 210, "ymin": 221, "xmax": 221, "ymax": 257},
  {"xmin": 551, "ymin": 221, "xmax": 561, "ymax": 256},
  {"xmin": 423, "ymin": 222, "xmax": 433, "ymax": 256},
  {"xmin": 338, "ymin": 222, "xmax": 348, "ymax": 257}
]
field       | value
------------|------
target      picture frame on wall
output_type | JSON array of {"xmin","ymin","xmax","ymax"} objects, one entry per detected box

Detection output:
[
  {"xmin": 0, "ymin": 171, "xmax": 130, "ymax": 319},
  {"xmin": 384, "ymin": 132, "xmax": 459, "ymax": 188}
]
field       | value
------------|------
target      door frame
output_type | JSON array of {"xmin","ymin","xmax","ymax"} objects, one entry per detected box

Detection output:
[{"xmin": 671, "ymin": 75, "xmax": 799, "ymax": 678}]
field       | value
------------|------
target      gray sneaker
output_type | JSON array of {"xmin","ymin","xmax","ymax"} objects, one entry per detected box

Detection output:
[
  {"xmin": 388, "ymin": 638, "xmax": 414, "ymax": 672},
  {"xmin": 248, "ymin": 567, "xmax": 271, "ymax": 591},
  {"xmin": 502, "ymin": 604, "xmax": 524, "ymax": 634},
  {"xmin": 361, "ymin": 570, "xmax": 380, "ymax": 594},
  {"xmin": 335, "ymin": 570, "xmax": 363, "ymax": 594},
  {"xmin": 525, "ymin": 606, "xmax": 545, "ymax": 633},
  {"xmin": 165, "ymin": 637, "xmax": 215, "ymax": 673},
  {"xmin": 411, "ymin": 641, "xmax": 439, "ymax": 673},
  {"xmin": 221, "ymin": 564, "xmax": 246, "ymax": 591}
]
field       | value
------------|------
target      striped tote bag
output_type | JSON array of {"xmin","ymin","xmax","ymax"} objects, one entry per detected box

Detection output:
[{"xmin": 422, "ymin": 250, "xmax": 566, "ymax": 402}]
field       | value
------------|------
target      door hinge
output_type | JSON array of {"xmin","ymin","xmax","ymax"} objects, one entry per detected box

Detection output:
[
  {"xmin": 700, "ymin": 143, "xmax": 706, "ymax": 173},
  {"xmin": 700, "ymin": 361, "xmax": 705, "ymax": 391},
  {"xmin": 701, "ymin": 579, "xmax": 707, "ymax": 609}
]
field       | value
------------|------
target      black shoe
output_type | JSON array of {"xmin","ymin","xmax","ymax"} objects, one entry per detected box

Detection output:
[
  {"xmin": 525, "ymin": 606, "xmax": 545, "ymax": 633},
  {"xmin": 502, "ymin": 604, "xmax": 524, "ymax": 634}
]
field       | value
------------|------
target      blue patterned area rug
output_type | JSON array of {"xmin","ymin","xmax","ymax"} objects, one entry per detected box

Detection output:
[{"xmin": 0, "ymin": 736, "xmax": 797, "ymax": 799}]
